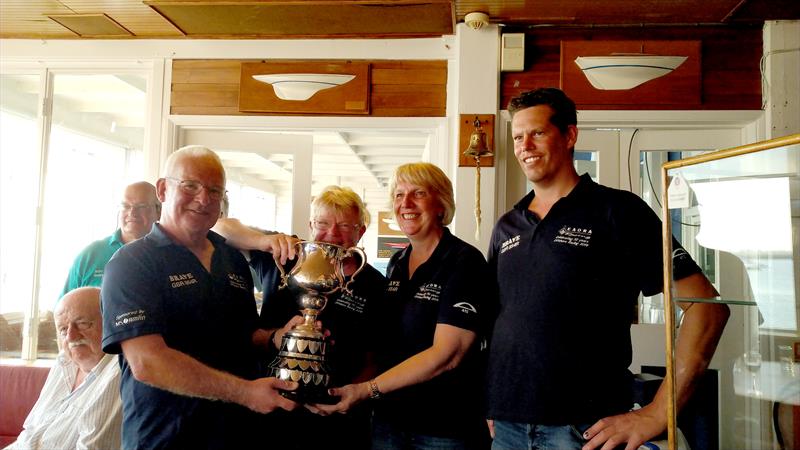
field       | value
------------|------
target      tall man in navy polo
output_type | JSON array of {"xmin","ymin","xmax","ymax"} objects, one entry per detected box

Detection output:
[
  {"xmin": 101, "ymin": 145, "xmax": 297, "ymax": 449},
  {"xmin": 486, "ymin": 88, "xmax": 730, "ymax": 450},
  {"xmin": 59, "ymin": 181, "xmax": 160, "ymax": 301}
]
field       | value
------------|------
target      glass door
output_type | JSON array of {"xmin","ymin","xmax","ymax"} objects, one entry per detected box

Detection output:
[
  {"xmin": 629, "ymin": 129, "xmax": 743, "ymax": 325},
  {"xmin": 575, "ymin": 129, "xmax": 620, "ymax": 186},
  {"xmin": 179, "ymin": 128, "xmax": 313, "ymax": 237}
]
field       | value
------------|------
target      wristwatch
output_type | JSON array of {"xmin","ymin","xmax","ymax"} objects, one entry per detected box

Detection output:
[{"xmin": 368, "ymin": 379, "xmax": 382, "ymax": 400}]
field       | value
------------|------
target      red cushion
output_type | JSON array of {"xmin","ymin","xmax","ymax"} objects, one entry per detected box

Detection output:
[{"xmin": 0, "ymin": 364, "xmax": 51, "ymax": 444}]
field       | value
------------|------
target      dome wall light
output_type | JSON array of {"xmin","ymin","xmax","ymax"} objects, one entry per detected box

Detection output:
[
  {"xmin": 574, "ymin": 55, "xmax": 687, "ymax": 90},
  {"xmin": 464, "ymin": 12, "xmax": 489, "ymax": 30},
  {"xmin": 252, "ymin": 73, "xmax": 356, "ymax": 101}
]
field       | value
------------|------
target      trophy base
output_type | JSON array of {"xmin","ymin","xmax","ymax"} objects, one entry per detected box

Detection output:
[
  {"xmin": 268, "ymin": 331, "xmax": 336, "ymax": 405},
  {"xmin": 279, "ymin": 385, "xmax": 340, "ymax": 405}
]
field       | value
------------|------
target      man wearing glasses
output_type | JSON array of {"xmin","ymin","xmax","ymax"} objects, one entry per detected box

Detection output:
[
  {"xmin": 100, "ymin": 146, "xmax": 298, "ymax": 449},
  {"xmin": 58, "ymin": 181, "xmax": 160, "ymax": 301},
  {"xmin": 213, "ymin": 185, "xmax": 388, "ymax": 450},
  {"xmin": 8, "ymin": 287, "xmax": 122, "ymax": 449}
]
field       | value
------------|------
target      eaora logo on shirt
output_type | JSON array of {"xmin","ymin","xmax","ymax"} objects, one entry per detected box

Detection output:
[{"xmin": 453, "ymin": 302, "xmax": 477, "ymax": 314}]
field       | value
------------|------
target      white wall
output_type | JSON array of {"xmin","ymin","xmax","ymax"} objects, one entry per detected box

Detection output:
[{"xmin": 451, "ymin": 23, "xmax": 500, "ymax": 253}]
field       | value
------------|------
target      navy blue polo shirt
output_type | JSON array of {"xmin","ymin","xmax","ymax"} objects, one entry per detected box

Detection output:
[
  {"xmin": 374, "ymin": 227, "xmax": 490, "ymax": 438},
  {"xmin": 486, "ymin": 174, "xmax": 701, "ymax": 425},
  {"xmin": 101, "ymin": 224, "xmax": 259, "ymax": 450}
]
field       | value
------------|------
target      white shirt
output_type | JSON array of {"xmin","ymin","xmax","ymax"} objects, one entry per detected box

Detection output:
[{"xmin": 6, "ymin": 353, "xmax": 122, "ymax": 450}]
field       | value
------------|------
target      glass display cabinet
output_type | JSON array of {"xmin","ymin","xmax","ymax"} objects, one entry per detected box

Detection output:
[{"xmin": 661, "ymin": 134, "xmax": 800, "ymax": 450}]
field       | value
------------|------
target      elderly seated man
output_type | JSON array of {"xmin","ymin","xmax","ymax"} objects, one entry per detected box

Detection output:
[{"xmin": 6, "ymin": 287, "xmax": 121, "ymax": 450}]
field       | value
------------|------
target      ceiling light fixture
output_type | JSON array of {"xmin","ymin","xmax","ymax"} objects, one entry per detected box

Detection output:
[
  {"xmin": 252, "ymin": 73, "xmax": 355, "ymax": 101},
  {"xmin": 574, "ymin": 55, "xmax": 687, "ymax": 90}
]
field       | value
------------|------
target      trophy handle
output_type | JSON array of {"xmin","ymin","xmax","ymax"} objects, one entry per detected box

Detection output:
[
  {"xmin": 341, "ymin": 246, "xmax": 367, "ymax": 295},
  {"xmin": 277, "ymin": 241, "xmax": 305, "ymax": 290}
]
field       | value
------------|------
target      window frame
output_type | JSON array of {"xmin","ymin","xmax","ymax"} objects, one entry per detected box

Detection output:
[{"xmin": 0, "ymin": 61, "xmax": 165, "ymax": 362}]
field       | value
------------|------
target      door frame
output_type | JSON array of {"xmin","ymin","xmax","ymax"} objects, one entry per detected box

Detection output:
[{"xmin": 179, "ymin": 128, "xmax": 314, "ymax": 234}]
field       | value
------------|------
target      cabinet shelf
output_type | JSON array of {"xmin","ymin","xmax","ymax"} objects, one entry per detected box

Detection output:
[{"xmin": 661, "ymin": 133, "xmax": 800, "ymax": 450}]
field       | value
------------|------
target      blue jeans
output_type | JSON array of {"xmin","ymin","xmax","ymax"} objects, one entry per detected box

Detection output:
[
  {"xmin": 491, "ymin": 420, "xmax": 587, "ymax": 450},
  {"xmin": 371, "ymin": 418, "xmax": 471, "ymax": 450}
]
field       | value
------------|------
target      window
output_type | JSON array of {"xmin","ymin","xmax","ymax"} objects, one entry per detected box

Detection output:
[
  {"xmin": 0, "ymin": 69, "xmax": 150, "ymax": 361},
  {"xmin": 0, "ymin": 74, "xmax": 41, "ymax": 359},
  {"xmin": 226, "ymin": 180, "xmax": 280, "ymax": 231}
]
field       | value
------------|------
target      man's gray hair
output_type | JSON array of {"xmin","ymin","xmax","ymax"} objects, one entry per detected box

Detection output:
[{"xmin": 162, "ymin": 145, "xmax": 226, "ymax": 184}]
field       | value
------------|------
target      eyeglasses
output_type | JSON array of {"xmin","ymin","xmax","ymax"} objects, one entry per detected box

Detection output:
[
  {"xmin": 312, "ymin": 219, "xmax": 361, "ymax": 233},
  {"xmin": 119, "ymin": 203, "xmax": 156, "ymax": 213},
  {"xmin": 165, "ymin": 177, "xmax": 226, "ymax": 201},
  {"xmin": 57, "ymin": 319, "xmax": 94, "ymax": 338}
]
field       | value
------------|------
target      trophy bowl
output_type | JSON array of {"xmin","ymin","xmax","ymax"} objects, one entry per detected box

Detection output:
[{"xmin": 267, "ymin": 240, "xmax": 366, "ymax": 404}]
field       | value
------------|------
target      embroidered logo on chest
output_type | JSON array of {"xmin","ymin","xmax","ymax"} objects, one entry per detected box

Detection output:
[
  {"xmin": 553, "ymin": 226, "xmax": 592, "ymax": 248},
  {"xmin": 414, "ymin": 283, "xmax": 442, "ymax": 302},
  {"xmin": 227, "ymin": 273, "xmax": 248, "ymax": 290},
  {"xmin": 169, "ymin": 272, "xmax": 198, "ymax": 288},
  {"xmin": 499, "ymin": 235, "xmax": 521, "ymax": 254},
  {"xmin": 334, "ymin": 293, "xmax": 367, "ymax": 314},
  {"xmin": 387, "ymin": 280, "xmax": 401, "ymax": 292},
  {"xmin": 453, "ymin": 302, "xmax": 477, "ymax": 314}
]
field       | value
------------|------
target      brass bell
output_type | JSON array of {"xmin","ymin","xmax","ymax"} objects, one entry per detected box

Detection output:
[
  {"xmin": 462, "ymin": 116, "xmax": 493, "ymax": 241},
  {"xmin": 463, "ymin": 117, "xmax": 493, "ymax": 158}
]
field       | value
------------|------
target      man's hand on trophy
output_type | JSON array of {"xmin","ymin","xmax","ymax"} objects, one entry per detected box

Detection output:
[
  {"xmin": 263, "ymin": 233, "xmax": 300, "ymax": 265},
  {"xmin": 272, "ymin": 316, "xmax": 304, "ymax": 349},
  {"xmin": 272, "ymin": 316, "xmax": 331, "ymax": 349},
  {"xmin": 304, "ymin": 381, "xmax": 370, "ymax": 416},
  {"xmin": 243, "ymin": 377, "xmax": 299, "ymax": 414}
]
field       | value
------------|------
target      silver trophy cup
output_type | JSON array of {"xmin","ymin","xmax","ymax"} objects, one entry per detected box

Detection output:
[{"xmin": 267, "ymin": 240, "xmax": 366, "ymax": 403}]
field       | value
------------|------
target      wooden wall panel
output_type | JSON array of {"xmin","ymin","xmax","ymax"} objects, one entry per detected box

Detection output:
[
  {"xmin": 171, "ymin": 83, "xmax": 239, "ymax": 107},
  {"xmin": 561, "ymin": 40, "xmax": 702, "ymax": 106},
  {"xmin": 170, "ymin": 59, "xmax": 447, "ymax": 117},
  {"xmin": 171, "ymin": 60, "xmax": 241, "ymax": 84},
  {"xmin": 371, "ymin": 84, "xmax": 446, "ymax": 108},
  {"xmin": 372, "ymin": 67, "xmax": 448, "ymax": 85},
  {"xmin": 501, "ymin": 25, "xmax": 762, "ymax": 110},
  {"xmin": 239, "ymin": 61, "xmax": 370, "ymax": 115}
]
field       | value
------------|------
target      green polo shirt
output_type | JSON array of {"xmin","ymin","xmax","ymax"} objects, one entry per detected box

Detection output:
[{"xmin": 58, "ymin": 229, "xmax": 125, "ymax": 303}]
